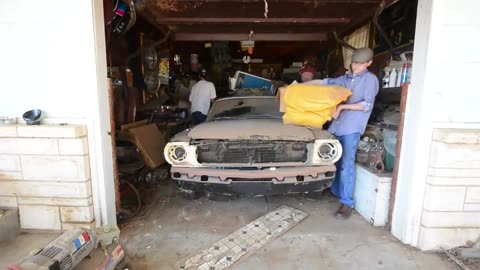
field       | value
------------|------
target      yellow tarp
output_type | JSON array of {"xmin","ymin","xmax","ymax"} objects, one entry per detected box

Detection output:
[{"xmin": 283, "ymin": 84, "xmax": 352, "ymax": 128}]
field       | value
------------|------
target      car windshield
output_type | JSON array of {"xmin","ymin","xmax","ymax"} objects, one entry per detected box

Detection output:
[{"xmin": 208, "ymin": 97, "xmax": 283, "ymax": 121}]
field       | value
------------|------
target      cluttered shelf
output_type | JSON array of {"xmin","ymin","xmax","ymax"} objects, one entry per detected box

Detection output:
[{"xmin": 376, "ymin": 86, "xmax": 402, "ymax": 104}]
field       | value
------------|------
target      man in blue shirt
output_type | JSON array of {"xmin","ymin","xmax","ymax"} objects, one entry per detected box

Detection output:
[{"xmin": 323, "ymin": 48, "xmax": 379, "ymax": 219}]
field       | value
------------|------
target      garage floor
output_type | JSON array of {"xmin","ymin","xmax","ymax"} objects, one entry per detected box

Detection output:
[{"xmin": 0, "ymin": 180, "xmax": 456, "ymax": 270}]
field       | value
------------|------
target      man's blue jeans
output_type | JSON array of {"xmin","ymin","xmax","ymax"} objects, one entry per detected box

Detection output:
[
  {"xmin": 192, "ymin": 111, "xmax": 207, "ymax": 125},
  {"xmin": 331, "ymin": 133, "xmax": 361, "ymax": 208}
]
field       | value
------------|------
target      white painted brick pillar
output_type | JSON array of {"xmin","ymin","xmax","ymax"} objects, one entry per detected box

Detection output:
[
  {"xmin": 391, "ymin": 0, "xmax": 480, "ymax": 250},
  {"xmin": 0, "ymin": 0, "xmax": 115, "ymax": 228},
  {"xmin": 0, "ymin": 124, "xmax": 95, "ymax": 231},
  {"xmin": 418, "ymin": 129, "xmax": 480, "ymax": 250}
]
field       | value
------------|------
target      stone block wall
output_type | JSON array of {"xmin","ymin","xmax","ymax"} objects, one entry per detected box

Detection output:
[
  {"xmin": 418, "ymin": 128, "xmax": 480, "ymax": 250},
  {"xmin": 0, "ymin": 124, "xmax": 94, "ymax": 231}
]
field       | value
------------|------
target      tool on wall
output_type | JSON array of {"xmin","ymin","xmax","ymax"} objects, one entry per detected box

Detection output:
[
  {"xmin": 124, "ymin": 30, "xmax": 172, "ymax": 99},
  {"xmin": 109, "ymin": 0, "xmax": 137, "ymax": 35},
  {"xmin": 143, "ymin": 46, "xmax": 158, "ymax": 70}
]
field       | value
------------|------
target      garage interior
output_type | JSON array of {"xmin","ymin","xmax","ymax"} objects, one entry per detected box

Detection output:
[{"xmin": 1, "ymin": 0, "xmax": 478, "ymax": 269}]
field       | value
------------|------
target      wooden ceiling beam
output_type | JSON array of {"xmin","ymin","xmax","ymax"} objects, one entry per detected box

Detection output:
[
  {"xmin": 174, "ymin": 0, "xmax": 378, "ymax": 3},
  {"xmin": 155, "ymin": 17, "xmax": 350, "ymax": 24},
  {"xmin": 172, "ymin": 24, "xmax": 334, "ymax": 33},
  {"xmin": 175, "ymin": 32, "xmax": 328, "ymax": 41}
]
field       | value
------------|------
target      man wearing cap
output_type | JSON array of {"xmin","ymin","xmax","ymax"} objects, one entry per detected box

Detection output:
[
  {"xmin": 300, "ymin": 66, "xmax": 316, "ymax": 83},
  {"xmin": 323, "ymin": 48, "xmax": 379, "ymax": 219},
  {"xmin": 189, "ymin": 69, "xmax": 217, "ymax": 125}
]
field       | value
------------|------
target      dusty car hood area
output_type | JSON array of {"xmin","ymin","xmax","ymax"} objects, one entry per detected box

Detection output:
[{"xmin": 187, "ymin": 119, "xmax": 317, "ymax": 141}]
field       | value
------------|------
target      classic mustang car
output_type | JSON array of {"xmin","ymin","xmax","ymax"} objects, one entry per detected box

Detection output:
[{"xmin": 164, "ymin": 96, "xmax": 342, "ymax": 199}]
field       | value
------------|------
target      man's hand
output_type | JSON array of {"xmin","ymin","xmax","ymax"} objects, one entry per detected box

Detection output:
[
  {"xmin": 303, "ymin": 79, "xmax": 327, "ymax": 86},
  {"xmin": 332, "ymin": 105, "xmax": 343, "ymax": 119}
]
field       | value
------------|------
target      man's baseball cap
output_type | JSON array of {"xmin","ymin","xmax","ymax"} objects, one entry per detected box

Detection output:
[{"xmin": 352, "ymin": 48, "xmax": 374, "ymax": 63}]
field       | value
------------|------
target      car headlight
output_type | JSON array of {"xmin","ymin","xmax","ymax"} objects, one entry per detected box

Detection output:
[
  {"xmin": 167, "ymin": 145, "xmax": 187, "ymax": 162},
  {"xmin": 317, "ymin": 142, "xmax": 338, "ymax": 162}
]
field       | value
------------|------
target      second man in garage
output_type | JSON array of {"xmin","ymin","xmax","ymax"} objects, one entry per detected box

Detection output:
[{"xmin": 189, "ymin": 69, "xmax": 217, "ymax": 125}]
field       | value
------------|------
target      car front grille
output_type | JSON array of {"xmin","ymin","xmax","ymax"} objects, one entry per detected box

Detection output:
[{"xmin": 196, "ymin": 140, "xmax": 308, "ymax": 164}]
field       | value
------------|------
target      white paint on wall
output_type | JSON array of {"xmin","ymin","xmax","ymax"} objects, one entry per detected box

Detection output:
[
  {"xmin": 392, "ymin": 0, "xmax": 480, "ymax": 249},
  {"xmin": 391, "ymin": 0, "xmax": 438, "ymax": 246},
  {"xmin": 0, "ymin": 1, "xmax": 116, "ymax": 226}
]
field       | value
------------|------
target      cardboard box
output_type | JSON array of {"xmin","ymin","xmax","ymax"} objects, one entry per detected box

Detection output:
[
  {"xmin": 120, "ymin": 121, "xmax": 167, "ymax": 168},
  {"xmin": 120, "ymin": 120, "xmax": 148, "ymax": 132}
]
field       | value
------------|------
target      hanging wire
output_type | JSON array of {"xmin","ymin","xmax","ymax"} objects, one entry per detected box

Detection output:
[{"xmin": 264, "ymin": 0, "xmax": 269, "ymax": 18}]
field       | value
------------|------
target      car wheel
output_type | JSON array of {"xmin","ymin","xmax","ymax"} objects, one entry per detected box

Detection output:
[
  {"xmin": 205, "ymin": 191, "xmax": 239, "ymax": 201},
  {"xmin": 300, "ymin": 190, "xmax": 325, "ymax": 201}
]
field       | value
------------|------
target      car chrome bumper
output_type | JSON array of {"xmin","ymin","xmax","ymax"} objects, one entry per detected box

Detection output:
[{"xmin": 170, "ymin": 165, "xmax": 336, "ymax": 184}]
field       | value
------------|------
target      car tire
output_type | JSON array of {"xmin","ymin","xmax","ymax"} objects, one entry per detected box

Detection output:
[
  {"xmin": 153, "ymin": 165, "xmax": 170, "ymax": 182},
  {"xmin": 205, "ymin": 191, "xmax": 239, "ymax": 201},
  {"xmin": 300, "ymin": 190, "xmax": 325, "ymax": 201}
]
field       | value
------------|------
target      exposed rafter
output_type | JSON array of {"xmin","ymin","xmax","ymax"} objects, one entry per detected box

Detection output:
[
  {"xmin": 136, "ymin": 0, "xmax": 382, "ymax": 44},
  {"xmin": 175, "ymin": 32, "xmax": 328, "ymax": 41},
  {"xmin": 173, "ymin": 0, "xmax": 378, "ymax": 2},
  {"xmin": 154, "ymin": 17, "xmax": 350, "ymax": 24}
]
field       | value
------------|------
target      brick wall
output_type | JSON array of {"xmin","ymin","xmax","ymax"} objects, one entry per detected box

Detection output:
[
  {"xmin": 0, "ymin": 124, "xmax": 94, "ymax": 231},
  {"xmin": 418, "ymin": 128, "xmax": 480, "ymax": 250}
]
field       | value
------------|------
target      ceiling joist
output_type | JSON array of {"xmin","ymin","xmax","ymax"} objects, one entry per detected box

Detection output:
[
  {"xmin": 173, "ymin": 0, "xmax": 378, "ymax": 3},
  {"xmin": 175, "ymin": 32, "xmax": 328, "ymax": 41},
  {"xmin": 155, "ymin": 17, "xmax": 350, "ymax": 24}
]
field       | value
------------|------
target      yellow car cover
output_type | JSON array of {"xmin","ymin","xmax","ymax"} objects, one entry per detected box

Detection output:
[{"xmin": 282, "ymin": 84, "xmax": 352, "ymax": 128}]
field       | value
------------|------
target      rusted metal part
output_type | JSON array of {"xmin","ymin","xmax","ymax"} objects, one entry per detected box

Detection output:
[
  {"xmin": 387, "ymin": 83, "xmax": 409, "ymax": 229},
  {"xmin": 357, "ymin": 126, "xmax": 385, "ymax": 171},
  {"xmin": 357, "ymin": 141, "xmax": 385, "ymax": 171},
  {"xmin": 171, "ymin": 165, "xmax": 336, "ymax": 181},
  {"xmin": 108, "ymin": 79, "xmax": 121, "ymax": 213}
]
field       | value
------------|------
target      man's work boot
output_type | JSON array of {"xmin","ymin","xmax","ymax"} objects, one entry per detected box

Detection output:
[{"xmin": 335, "ymin": 204, "xmax": 353, "ymax": 219}]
